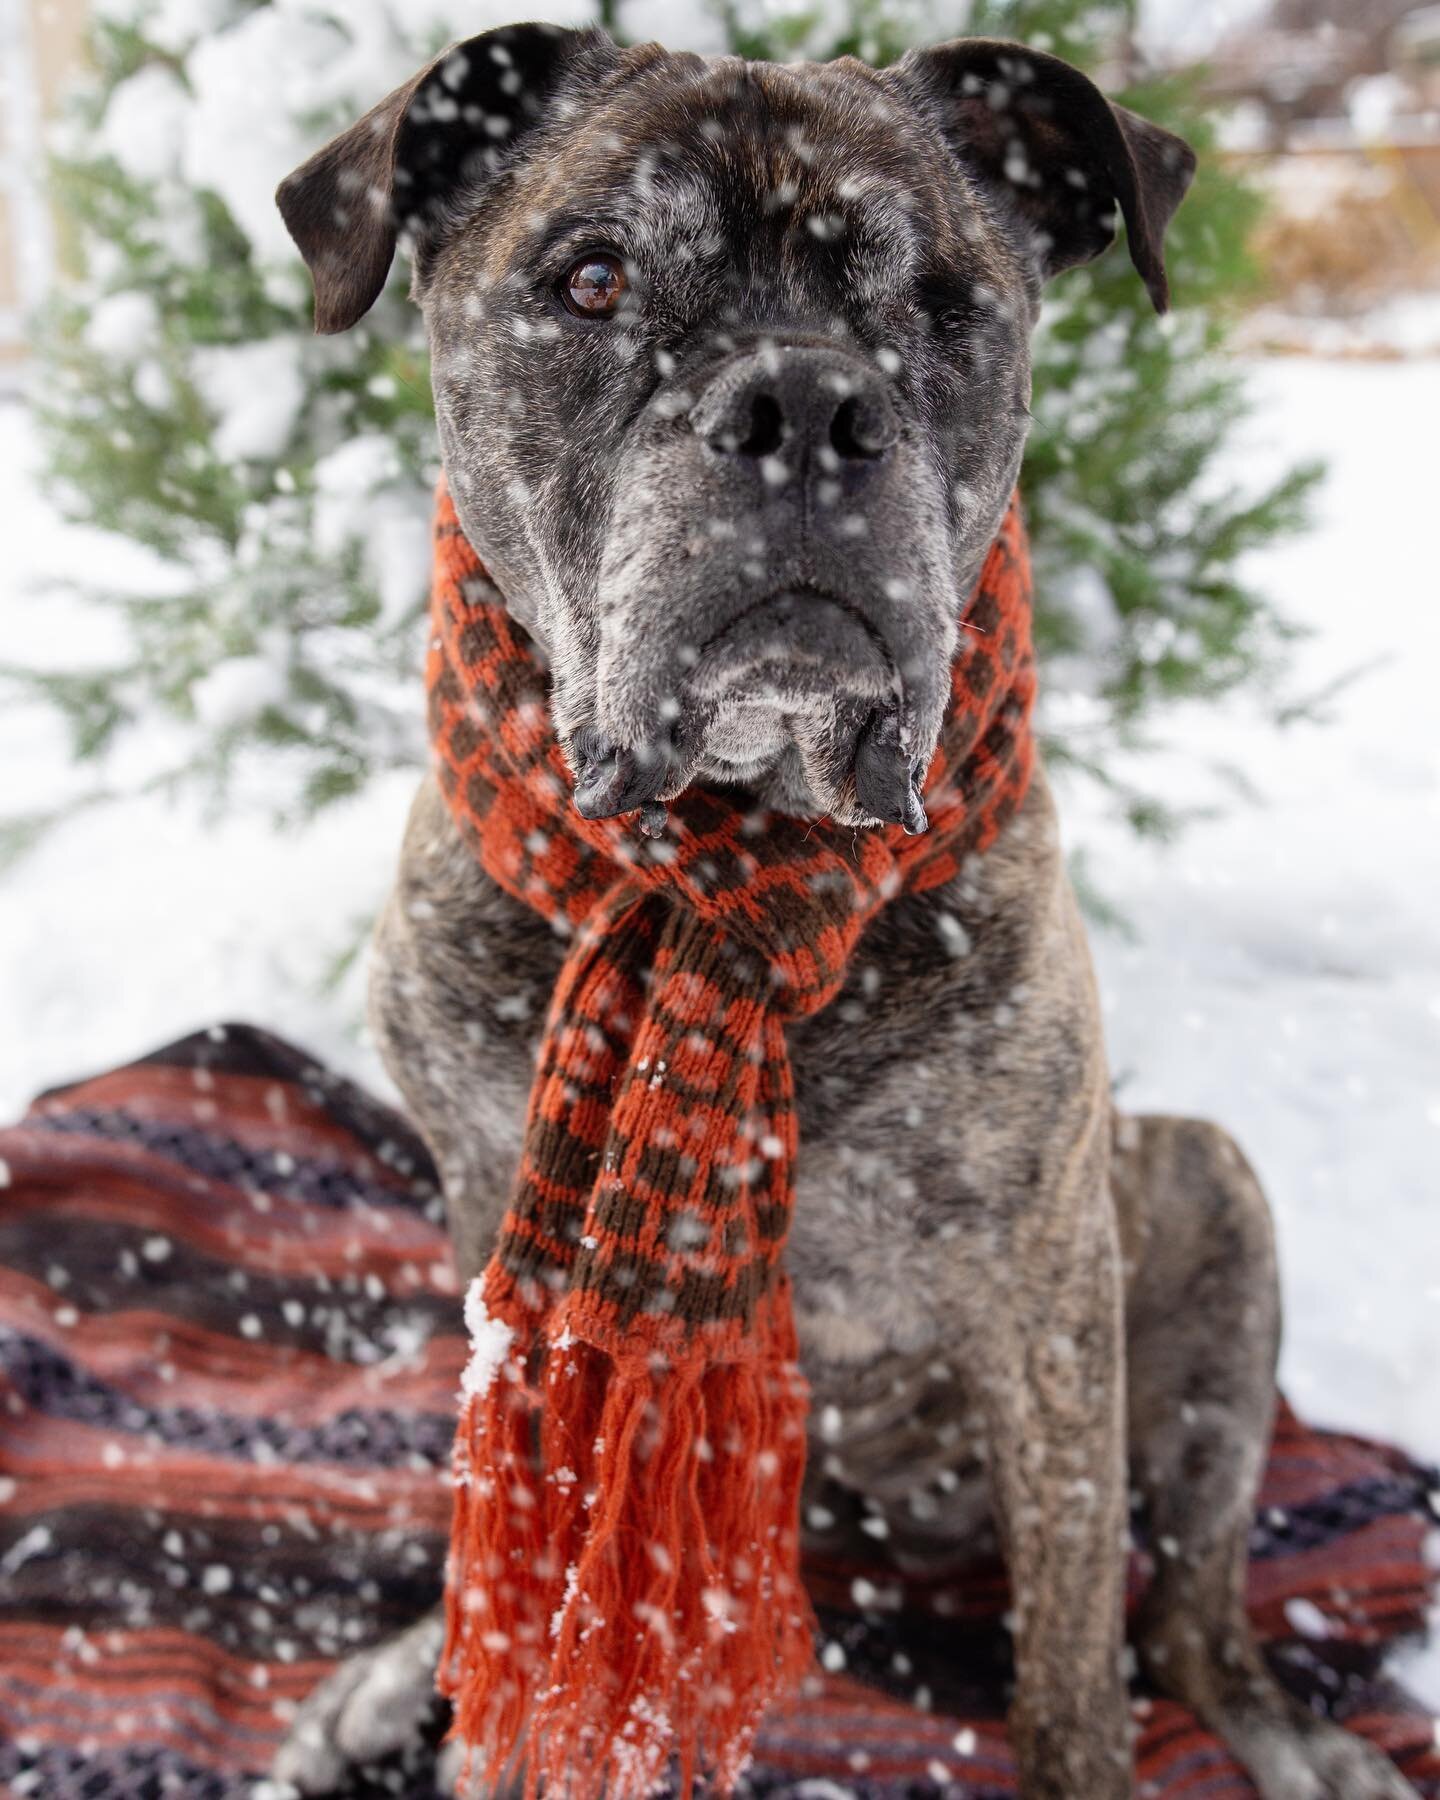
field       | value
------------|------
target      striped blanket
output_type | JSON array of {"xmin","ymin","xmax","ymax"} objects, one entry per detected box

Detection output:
[{"xmin": 1, "ymin": 1025, "xmax": 1436, "ymax": 1798}]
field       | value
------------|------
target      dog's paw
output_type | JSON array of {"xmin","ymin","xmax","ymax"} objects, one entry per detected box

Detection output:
[
  {"xmin": 271, "ymin": 1609, "xmax": 446, "ymax": 1795},
  {"xmin": 436, "ymin": 1738, "xmax": 496, "ymax": 1799},
  {"xmin": 1243, "ymin": 1717, "xmax": 1419, "ymax": 1800}
]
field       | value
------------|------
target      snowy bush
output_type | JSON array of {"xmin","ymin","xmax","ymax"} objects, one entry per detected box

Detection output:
[{"xmin": 8, "ymin": 0, "xmax": 1320, "ymax": 860}]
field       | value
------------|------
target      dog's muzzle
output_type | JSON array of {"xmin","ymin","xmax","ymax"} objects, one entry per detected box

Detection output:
[{"xmin": 583, "ymin": 342, "xmax": 949, "ymax": 833}]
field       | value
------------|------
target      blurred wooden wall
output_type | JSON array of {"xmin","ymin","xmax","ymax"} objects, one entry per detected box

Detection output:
[
  {"xmin": 0, "ymin": 0, "xmax": 89, "ymax": 364},
  {"xmin": 1233, "ymin": 135, "xmax": 1440, "ymax": 316}
]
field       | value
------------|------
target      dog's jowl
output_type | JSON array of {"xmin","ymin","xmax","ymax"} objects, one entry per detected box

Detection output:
[{"xmin": 270, "ymin": 25, "xmax": 1418, "ymax": 1800}]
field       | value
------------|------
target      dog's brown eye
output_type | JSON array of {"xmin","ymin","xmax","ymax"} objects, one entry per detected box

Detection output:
[{"xmin": 563, "ymin": 253, "xmax": 628, "ymax": 318}]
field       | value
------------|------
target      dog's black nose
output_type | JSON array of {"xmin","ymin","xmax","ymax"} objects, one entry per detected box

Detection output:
[{"xmin": 693, "ymin": 346, "xmax": 898, "ymax": 472}]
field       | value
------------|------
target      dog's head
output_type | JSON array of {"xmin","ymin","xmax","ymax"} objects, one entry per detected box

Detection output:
[{"xmin": 278, "ymin": 26, "xmax": 1193, "ymax": 828}]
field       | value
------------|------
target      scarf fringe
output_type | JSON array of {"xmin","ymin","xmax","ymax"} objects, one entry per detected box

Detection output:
[{"xmin": 441, "ymin": 1286, "xmax": 813, "ymax": 1800}]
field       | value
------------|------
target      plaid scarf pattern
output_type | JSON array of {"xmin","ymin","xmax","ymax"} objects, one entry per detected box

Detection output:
[{"xmin": 426, "ymin": 479, "xmax": 1037, "ymax": 1799}]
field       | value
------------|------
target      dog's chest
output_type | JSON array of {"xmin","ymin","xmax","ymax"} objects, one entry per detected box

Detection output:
[
  {"xmin": 781, "ymin": 1023, "xmax": 988, "ymax": 1510},
  {"xmin": 779, "ymin": 1101, "xmax": 1007, "ymax": 1542},
  {"xmin": 769, "ymin": 899, "xmax": 1033, "ymax": 1508}
]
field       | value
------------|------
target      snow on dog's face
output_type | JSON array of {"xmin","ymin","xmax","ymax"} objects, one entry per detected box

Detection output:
[{"xmin": 278, "ymin": 25, "xmax": 1194, "ymax": 826}]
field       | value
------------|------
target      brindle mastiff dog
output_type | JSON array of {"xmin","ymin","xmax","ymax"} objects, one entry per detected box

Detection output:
[{"xmin": 270, "ymin": 24, "xmax": 1417, "ymax": 1800}]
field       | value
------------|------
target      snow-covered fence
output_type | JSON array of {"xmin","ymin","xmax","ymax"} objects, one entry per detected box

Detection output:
[
  {"xmin": 1232, "ymin": 135, "xmax": 1440, "ymax": 325},
  {"xmin": 0, "ymin": 0, "xmax": 88, "ymax": 367}
]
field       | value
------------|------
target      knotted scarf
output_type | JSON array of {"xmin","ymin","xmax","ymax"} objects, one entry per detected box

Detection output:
[{"xmin": 427, "ymin": 478, "xmax": 1036, "ymax": 1799}]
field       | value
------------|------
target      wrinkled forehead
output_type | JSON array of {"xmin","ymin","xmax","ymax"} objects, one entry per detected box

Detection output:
[{"xmin": 490, "ymin": 54, "xmax": 995, "ymax": 297}]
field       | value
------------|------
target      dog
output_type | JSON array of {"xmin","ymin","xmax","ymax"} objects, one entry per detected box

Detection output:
[{"xmin": 269, "ymin": 24, "xmax": 1419, "ymax": 1800}]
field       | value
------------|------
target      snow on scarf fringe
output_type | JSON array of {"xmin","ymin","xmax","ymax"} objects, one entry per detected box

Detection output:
[{"xmin": 426, "ymin": 478, "xmax": 1037, "ymax": 1800}]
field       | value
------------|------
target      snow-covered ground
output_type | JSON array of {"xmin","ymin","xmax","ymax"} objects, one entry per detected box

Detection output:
[
  {"xmin": 0, "ymin": 410, "xmax": 418, "ymax": 1121},
  {"xmin": 2, "ymin": 357, "xmax": 1437, "ymax": 1671},
  {"xmin": 1061, "ymin": 357, "xmax": 1440, "ymax": 1466},
  {"xmin": 1062, "ymin": 357, "xmax": 1440, "ymax": 1700}
]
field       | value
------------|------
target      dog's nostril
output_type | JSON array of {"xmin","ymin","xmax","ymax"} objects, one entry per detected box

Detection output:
[
  {"xmin": 831, "ymin": 394, "xmax": 891, "ymax": 461},
  {"xmin": 737, "ymin": 393, "xmax": 785, "ymax": 459}
]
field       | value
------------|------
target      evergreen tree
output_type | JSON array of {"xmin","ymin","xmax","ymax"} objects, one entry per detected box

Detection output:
[{"xmin": 6, "ymin": 0, "xmax": 1318, "ymax": 869}]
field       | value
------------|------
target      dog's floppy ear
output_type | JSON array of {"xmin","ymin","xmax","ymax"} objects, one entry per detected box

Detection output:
[
  {"xmin": 276, "ymin": 22, "xmax": 613, "ymax": 333},
  {"xmin": 889, "ymin": 39, "xmax": 1196, "ymax": 313}
]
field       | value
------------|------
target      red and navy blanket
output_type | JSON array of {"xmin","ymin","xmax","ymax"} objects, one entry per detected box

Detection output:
[{"xmin": 1, "ymin": 1025, "xmax": 1436, "ymax": 1797}]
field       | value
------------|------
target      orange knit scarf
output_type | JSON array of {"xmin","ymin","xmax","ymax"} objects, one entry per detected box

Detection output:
[{"xmin": 427, "ymin": 478, "xmax": 1036, "ymax": 1799}]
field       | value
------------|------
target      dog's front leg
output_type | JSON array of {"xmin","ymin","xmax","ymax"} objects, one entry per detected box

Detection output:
[{"xmin": 969, "ymin": 1130, "xmax": 1132, "ymax": 1799}]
